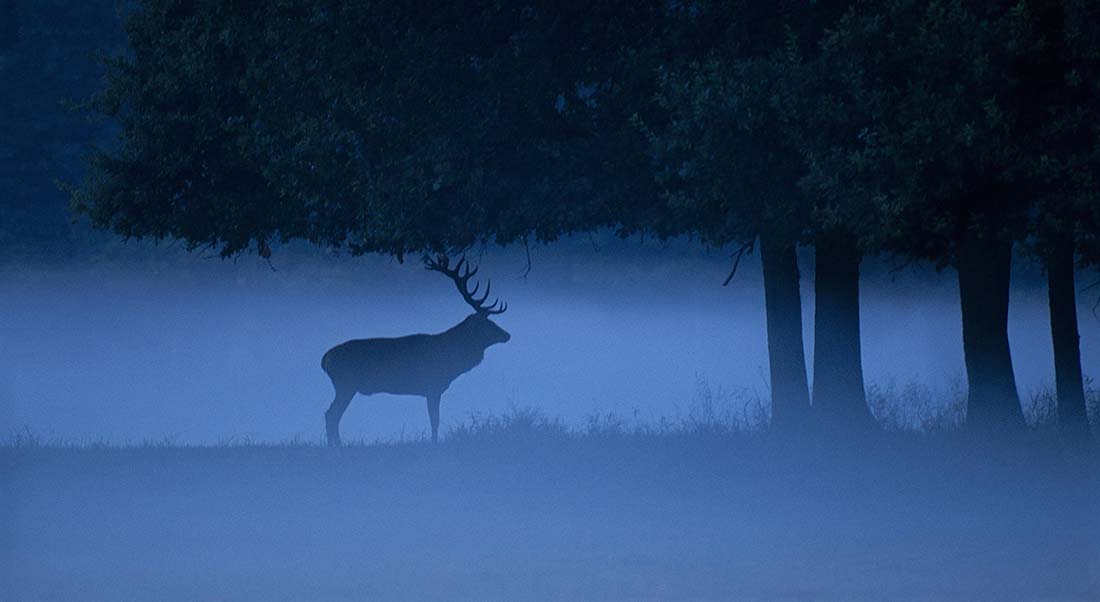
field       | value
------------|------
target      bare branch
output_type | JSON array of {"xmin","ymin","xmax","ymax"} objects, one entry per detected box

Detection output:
[
  {"xmin": 723, "ymin": 240, "xmax": 755, "ymax": 287},
  {"xmin": 521, "ymin": 237, "xmax": 533, "ymax": 279}
]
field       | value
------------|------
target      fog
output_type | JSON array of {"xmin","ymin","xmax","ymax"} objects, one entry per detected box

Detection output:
[
  {"xmin": 5, "ymin": 435, "xmax": 1096, "ymax": 601},
  {"xmin": 4, "ymin": 239, "xmax": 1099, "ymax": 602},
  {"xmin": 2, "ymin": 237, "xmax": 1095, "ymax": 444},
  {"xmin": 5, "ymin": 3, "xmax": 1099, "ymax": 598}
]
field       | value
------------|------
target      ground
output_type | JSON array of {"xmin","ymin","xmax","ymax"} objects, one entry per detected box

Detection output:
[{"xmin": 3, "ymin": 414, "xmax": 1098, "ymax": 602}]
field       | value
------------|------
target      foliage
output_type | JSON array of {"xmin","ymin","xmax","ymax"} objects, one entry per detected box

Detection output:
[
  {"xmin": 641, "ymin": 2, "xmax": 820, "ymax": 248},
  {"xmin": 69, "ymin": 0, "xmax": 1100, "ymax": 269},
  {"xmin": 646, "ymin": 54, "xmax": 808, "ymax": 246},
  {"xmin": 800, "ymin": 0, "xmax": 1100, "ymax": 266},
  {"xmin": 73, "ymin": 1, "xmax": 648, "ymax": 259},
  {"xmin": 1029, "ymin": 0, "xmax": 1100, "ymax": 267}
]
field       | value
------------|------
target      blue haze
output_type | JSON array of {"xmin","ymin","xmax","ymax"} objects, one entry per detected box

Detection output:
[{"xmin": 1, "ymin": 237, "xmax": 1094, "ymax": 444}]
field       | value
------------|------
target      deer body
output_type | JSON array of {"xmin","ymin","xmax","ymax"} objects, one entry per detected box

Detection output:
[
  {"xmin": 322, "ymin": 257, "xmax": 510, "ymax": 446},
  {"xmin": 324, "ymin": 324, "xmax": 493, "ymax": 397}
]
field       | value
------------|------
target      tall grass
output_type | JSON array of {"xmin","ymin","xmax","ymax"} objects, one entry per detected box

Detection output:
[
  {"xmin": 6, "ymin": 376, "xmax": 1096, "ymax": 449},
  {"xmin": 866, "ymin": 378, "xmax": 967, "ymax": 433}
]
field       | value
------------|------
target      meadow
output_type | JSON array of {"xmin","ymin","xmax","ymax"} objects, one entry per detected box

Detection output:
[{"xmin": 4, "ymin": 408, "xmax": 1097, "ymax": 602}]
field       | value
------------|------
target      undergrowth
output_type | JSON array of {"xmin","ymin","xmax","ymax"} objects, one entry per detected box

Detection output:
[{"xmin": 6, "ymin": 376, "xmax": 1097, "ymax": 448}]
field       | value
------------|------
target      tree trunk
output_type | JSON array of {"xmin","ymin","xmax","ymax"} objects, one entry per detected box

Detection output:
[
  {"xmin": 1047, "ymin": 241, "xmax": 1088, "ymax": 438},
  {"xmin": 812, "ymin": 232, "xmax": 874, "ymax": 430},
  {"xmin": 956, "ymin": 236, "xmax": 1025, "ymax": 433},
  {"xmin": 760, "ymin": 234, "xmax": 811, "ymax": 431}
]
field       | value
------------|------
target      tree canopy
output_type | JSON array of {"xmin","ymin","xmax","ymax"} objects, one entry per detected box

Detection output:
[
  {"xmin": 74, "ymin": 1, "xmax": 662, "ymax": 259},
  {"xmin": 69, "ymin": 0, "xmax": 1099, "ymax": 436}
]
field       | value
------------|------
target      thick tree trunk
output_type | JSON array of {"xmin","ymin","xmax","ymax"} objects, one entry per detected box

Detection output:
[
  {"xmin": 812, "ymin": 232, "xmax": 874, "ymax": 430},
  {"xmin": 1047, "ymin": 241, "xmax": 1088, "ymax": 438},
  {"xmin": 760, "ymin": 234, "xmax": 811, "ymax": 431},
  {"xmin": 956, "ymin": 237, "xmax": 1025, "ymax": 433}
]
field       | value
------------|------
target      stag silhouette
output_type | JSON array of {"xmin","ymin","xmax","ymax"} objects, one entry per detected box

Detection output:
[{"xmin": 321, "ymin": 256, "xmax": 510, "ymax": 446}]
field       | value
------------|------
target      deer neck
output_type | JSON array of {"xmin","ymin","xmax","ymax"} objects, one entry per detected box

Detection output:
[{"xmin": 440, "ymin": 315, "xmax": 489, "ymax": 350}]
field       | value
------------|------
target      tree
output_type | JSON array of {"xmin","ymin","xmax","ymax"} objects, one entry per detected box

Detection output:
[
  {"xmin": 802, "ymin": 0, "xmax": 1100, "ymax": 434},
  {"xmin": 646, "ymin": 1, "xmax": 878, "ymax": 432},
  {"xmin": 776, "ymin": 17, "xmax": 885, "ymax": 432},
  {"xmin": 642, "ymin": 9, "xmax": 814, "ymax": 432},
  {"xmin": 818, "ymin": 1, "xmax": 1031, "ymax": 433},
  {"xmin": 73, "ymin": 1, "xmax": 618, "ymax": 262},
  {"xmin": 1027, "ymin": 0, "xmax": 1100, "ymax": 439},
  {"xmin": 78, "ymin": 0, "xmax": 840, "ymax": 434}
]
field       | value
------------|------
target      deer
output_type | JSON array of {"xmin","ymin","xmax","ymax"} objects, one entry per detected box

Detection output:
[{"xmin": 321, "ymin": 255, "xmax": 510, "ymax": 446}]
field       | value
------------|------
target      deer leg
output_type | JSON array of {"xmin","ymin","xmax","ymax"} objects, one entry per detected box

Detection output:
[
  {"xmin": 325, "ymin": 388, "xmax": 355, "ymax": 447},
  {"xmin": 426, "ymin": 394, "xmax": 441, "ymax": 443}
]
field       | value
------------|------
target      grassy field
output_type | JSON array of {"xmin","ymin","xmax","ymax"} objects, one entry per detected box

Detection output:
[{"xmin": 2, "ymin": 411, "xmax": 1098, "ymax": 602}]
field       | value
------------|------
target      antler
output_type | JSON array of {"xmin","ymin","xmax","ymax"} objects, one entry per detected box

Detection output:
[{"xmin": 425, "ymin": 254, "xmax": 507, "ymax": 315}]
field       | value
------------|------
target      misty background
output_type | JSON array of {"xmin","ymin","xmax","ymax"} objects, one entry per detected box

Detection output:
[
  {"xmin": 3, "ymin": 240, "xmax": 1095, "ymax": 444},
  {"xmin": 4, "ymin": 4, "xmax": 1099, "ymax": 601}
]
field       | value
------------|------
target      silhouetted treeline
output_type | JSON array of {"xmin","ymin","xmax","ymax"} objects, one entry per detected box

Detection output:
[{"xmin": 7, "ymin": 1, "xmax": 1096, "ymax": 439}]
